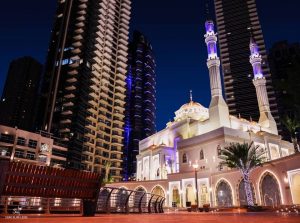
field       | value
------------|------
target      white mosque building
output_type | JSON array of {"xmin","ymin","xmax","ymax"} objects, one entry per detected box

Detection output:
[{"xmin": 109, "ymin": 21, "xmax": 300, "ymax": 208}]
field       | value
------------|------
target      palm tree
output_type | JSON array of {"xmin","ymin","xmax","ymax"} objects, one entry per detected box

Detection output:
[
  {"xmin": 219, "ymin": 142, "xmax": 265, "ymax": 207},
  {"xmin": 282, "ymin": 115, "xmax": 300, "ymax": 153},
  {"xmin": 101, "ymin": 161, "xmax": 114, "ymax": 186}
]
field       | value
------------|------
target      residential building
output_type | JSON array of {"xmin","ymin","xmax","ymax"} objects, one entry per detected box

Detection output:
[
  {"xmin": 0, "ymin": 125, "xmax": 67, "ymax": 167},
  {"xmin": 40, "ymin": 0, "xmax": 131, "ymax": 181},
  {"xmin": 213, "ymin": 0, "xmax": 280, "ymax": 130}
]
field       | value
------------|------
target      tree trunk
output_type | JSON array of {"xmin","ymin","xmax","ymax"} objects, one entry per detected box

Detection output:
[
  {"xmin": 242, "ymin": 171, "xmax": 254, "ymax": 207},
  {"xmin": 292, "ymin": 137, "xmax": 299, "ymax": 153}
]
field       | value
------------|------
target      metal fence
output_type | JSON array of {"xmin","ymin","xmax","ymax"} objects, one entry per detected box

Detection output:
[{"xmin": 97, "ymin": 187, "xmax": 165, "ymax": 214}]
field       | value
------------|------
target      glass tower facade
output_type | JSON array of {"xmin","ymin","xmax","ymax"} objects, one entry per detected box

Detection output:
[{"xmin": 123, "ymin": 31, "xmax": 156, "ymax": 180}]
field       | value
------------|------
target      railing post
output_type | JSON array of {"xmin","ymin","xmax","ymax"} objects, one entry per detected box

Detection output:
[
  {"xmin": 105, "ymin": 188, "xmax": 115, "ymax": 214},
  {"xmin": 154, "ymin": 196, "xmax": 160, "ymax": 213},
  {"xmin": 4, "ymin": 197, "xmax": 8, "ymax": 214},
  {"xmin": 148, "ymin": 194, "xmax": 155, "ymax": 213},
  {"xmin": 45, "ymin": 198, "xmax": 50, "ymax": 214},
  {"xmin": 159, "ymin": 198, "xmax": 165, "ymax": 213},
  {"xmin": 138, "ymin": 193, "xmax": 146, "ymax": 213},
  {"xmin": 125, "ymin": 191, "xmax": 133, "ymax": 214},
  {"xmin": 80, "ymin": 199, "xmax": 84, "ymax": 215}
]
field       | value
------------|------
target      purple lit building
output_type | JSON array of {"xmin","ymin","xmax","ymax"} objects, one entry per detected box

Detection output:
[{"xmin": 123, "ymin": 31, "xmax": 156, "ymax": 180}]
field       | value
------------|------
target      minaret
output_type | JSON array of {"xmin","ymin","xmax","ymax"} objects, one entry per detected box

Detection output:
[
  {"xmin": 250, "ymin": 37, "xmax": 278, "ymax": 135},
  {"xmin": 205, "ymin": 20, "xmax": 230, "ymax": 128}
]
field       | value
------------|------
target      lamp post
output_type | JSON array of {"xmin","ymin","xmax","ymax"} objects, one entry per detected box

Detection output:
[{"xmin": 192, "ymin": 162, "xmax": 199, "ymax": 209}]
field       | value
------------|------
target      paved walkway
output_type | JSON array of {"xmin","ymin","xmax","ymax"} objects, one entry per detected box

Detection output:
[{"xmin": 1, "ymin": 213, "xmax": 300, "ymax": 223}]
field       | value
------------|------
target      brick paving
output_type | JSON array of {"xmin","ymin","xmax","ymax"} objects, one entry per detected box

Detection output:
[{"xmin": 1, "ymin": 213, "xmax": 300, "ymax": 223}]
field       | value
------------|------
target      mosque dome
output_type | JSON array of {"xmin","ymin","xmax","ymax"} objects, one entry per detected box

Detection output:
[{"xmin": 174, "ymin": 91, "xmax": 209, "ymax": 122}]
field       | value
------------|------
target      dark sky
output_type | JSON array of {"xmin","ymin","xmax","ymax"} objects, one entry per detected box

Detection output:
[{"xmin": 0, "ymin": 0, "xmax": 299, "ymax": 131}]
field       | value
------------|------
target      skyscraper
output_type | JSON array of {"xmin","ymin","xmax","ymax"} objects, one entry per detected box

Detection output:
[
  {"xmin": 213, "ymin": 0, "xmax": 280, "ymax": 128},
  {"xmin": 0, "ymin": 57, "xmax": 42, "ymax": 131},
  {"xmin": 40, "ymin": 0, "xmax": 131, "ymax": 181},
  {"xmin": 123, "ymin": 31, "xmax": 156, "ymax": 180}
]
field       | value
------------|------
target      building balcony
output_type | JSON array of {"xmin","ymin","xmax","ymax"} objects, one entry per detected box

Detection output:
[
  {"xmin": 88, "ymin": 100, "xmax": 98, "ymax": 107},
  {"xmin": 68, "ymin": 69, "xmax": 78, "ymax": 75},
  {"xmin": 90, "ymin": 84, "xmax": 99, "ymax": 92},
  {"xmin": 117, "ymin": 54, "xmax": 127, "ymax": 63},
  {"xmin": 78, "ymin": 3, "xmax": 87, "ymax": 9},
  {"xmin": 115, "ymin": 85, "xmax": 126, "ymax": 93},
  {"xmin": 65, "ymin": 85, "xmax": 76, "ymax": 91},
  {"xmin": 63, "ymin": 101, "xmax": 74, "ymax": 107},
  {"xmin": 87, "ymin": 115, "xmax": 97, "ymax": 123},
  {"xmin": 67, "ymin": 77, "xmax": 77, "ymax": 83},
  {"xmin": 60, "ymin": 119, "xmax": 71, "ymax": 124},
  {"xmin": 71, "ymin": 48, "xmax": 81, "ymax": 54},
  {"xmin": 64, "ymin": 93, "xmax": 75, "ymax": 99},
  {"xmin": 74, "ymin": 28, "xmax": 84, "ymax": 34},
  {"xmin": 76, "ymin": 15, "xmax": 86, "ymax": 22},
  {"xmin": 115, "ymin": 78, "xmax": 126, "ymax": 87},
  {"xmin": 72, "ymin": 39, "xmax": 83, "ymax": 47},
  {"xmin": 75, "ymin": 22, "xmax": 84, "ymax": 28},
  {"xmin": 77, "ymin": 9, "xmax": 86, "ymax": 15},
  {"xmin": 117, "ymin": 60, "xmax": 127, "ymax": 69},
  {"xmin": 61, "ymin": 110, "xmax": 73, "ymax": 116},
  {"xmin": 89, "ymin": 91, "xmax": 98, "ymax": 99},
  {"xmin": 59, "ymin": 128, "xmax": 70, "ymax": 133},
  {"xmin": 87, "ymin": 107, "xmax": 97, "ymax": 114}
]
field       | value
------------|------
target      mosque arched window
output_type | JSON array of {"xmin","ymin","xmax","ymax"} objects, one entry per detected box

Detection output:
[
  {"xmin": 217, "ymin": 145, "xmax": 222, "ymax": 157},
  {"xmin": 182, "ymin": 153, "xmax": 187, "ymax": 163},
  {"xmin": 200, "ymin": 149, "xmax": 204, "ymax": 160}
]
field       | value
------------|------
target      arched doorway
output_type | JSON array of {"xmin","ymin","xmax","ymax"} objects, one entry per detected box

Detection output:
[
  {"xmin": 260, "ymin": 173, "xmax": 281, "ymax": 207},
  {"xmin": 216, "ymin": 180, "xmax": 233, "ymax": 207},
  {"xmin": 238, "ymin": 179, "xmax": 256, "ymax": 206},
  {"xmin": 116, "ymin": 188, "xmax": 129, "ymax": 209},
  {"xmin": 185, "ymin": 184, "xmax": 195, "ymax": 205},
  {"xmin": 172, "ymin": 187, "xmax": 180, "ymax": 206},
  {"xmin": 290, "ymin": 173, "xmax": 300, "ymax": 204},
  {"xmin": 151, "ymin": 185, "xmax": 165, "ymax": 197},
  {"xmin": 134, "ymin": 187, "xmax": 147, "ymax": 207}
]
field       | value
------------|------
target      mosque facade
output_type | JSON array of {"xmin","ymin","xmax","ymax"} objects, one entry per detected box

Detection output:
[{"xmin": 109, "ymin": 21, "xmax": 300, "ymax": 208}]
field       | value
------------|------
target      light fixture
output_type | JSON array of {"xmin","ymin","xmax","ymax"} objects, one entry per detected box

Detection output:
[{"xmin": 192, "ymin": 163, "xmax": 199, "ymax": 169}]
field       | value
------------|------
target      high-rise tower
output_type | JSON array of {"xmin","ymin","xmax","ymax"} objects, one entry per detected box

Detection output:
[
  {"xmin": 250, "ymin": 37, "xmax": 277, "ymax": 134},
  {"xmin": 40, "ymin": 0, "xmax": 131, "ymax": 181},
  {"xmin": 0, "ymin": 57, "xmax": 42, "ymax": 131},
  {"xmin": 123, "ymin": 31, "xmax": 156, "ymax": 180},
  {"xmin": 213, "ymin": 0, "xmax": 280, "ymax": 129},
  {"xmin": 205, "ymin": 21, "xmax": 230, "ymax": 129}
]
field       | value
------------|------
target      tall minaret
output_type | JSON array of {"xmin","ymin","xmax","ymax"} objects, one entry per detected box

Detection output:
[
  {"xmin": 205, "ymin": 20, "xmax": 230, "ymax": 128},
  {"xmin": 250, "ymin": 37, "xmax": 278, "ymax": 135}
]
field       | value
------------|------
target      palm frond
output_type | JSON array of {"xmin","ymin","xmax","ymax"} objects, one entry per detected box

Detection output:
[{"xmin": 219, "ymin": 141, "xmax": 265, "ymax": 171}]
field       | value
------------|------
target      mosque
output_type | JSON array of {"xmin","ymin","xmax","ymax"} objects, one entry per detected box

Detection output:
[{"xmin": 109, "ymin": 21, "xmax": 300, "ymax": 208}]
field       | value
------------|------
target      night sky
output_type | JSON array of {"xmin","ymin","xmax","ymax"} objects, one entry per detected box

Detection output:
[{"xmin": 0, "ymin": 0, "xmax": 299, "ymax": 131}]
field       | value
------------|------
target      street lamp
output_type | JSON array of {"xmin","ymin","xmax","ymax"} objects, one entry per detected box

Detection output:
[{"xmin": 192, "ymin": 162, "xmax": 199, "ymax": 209}]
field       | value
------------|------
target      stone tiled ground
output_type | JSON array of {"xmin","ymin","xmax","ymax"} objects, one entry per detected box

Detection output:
[{"xmin": 1, "ymin": 213, "xmax": 300, "ymax": 223}]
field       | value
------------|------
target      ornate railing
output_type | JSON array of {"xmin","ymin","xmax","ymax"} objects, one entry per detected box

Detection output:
[
  {"xmin": 0, "ymin": 187, "xmax": 165, "ymax": 215},
  {"xmin": 96, "ymin": 187, "xmax": 165, "ymax": 214}
]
